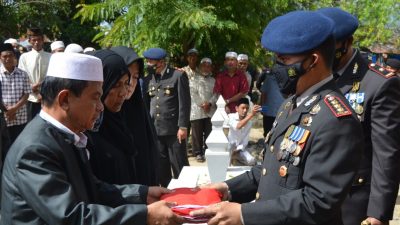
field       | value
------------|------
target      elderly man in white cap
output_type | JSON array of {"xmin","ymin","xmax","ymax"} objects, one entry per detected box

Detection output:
[
  {"xmin": 214, "ymin": 51, "xmax": 249, "ymax": 113},
  {"xmin": 50, "ymin": 40, "xmax": 65, "ymax": 53},
  {"xmin": 189, "ymin": 57, "xmax": 217, "ymax": 162},
  {"xmin": 1, "ymin": 53, "xmax": 185, "ymax": 225},
  {"xmin": 65, "ymin": 43, "xmax": 84, "ymax": 53}
]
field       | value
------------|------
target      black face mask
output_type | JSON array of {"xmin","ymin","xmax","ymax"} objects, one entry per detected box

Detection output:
[
  {"xmin": 333, "ymin": 42, "xmax": 347, "ymax": 71},
  {"xmin": 145, "ymin": 63, "xmax": 157, "ymax": 75},
  {"xmin": 272, "ymin": 57, "xmax": 310, "ymax": 96}
]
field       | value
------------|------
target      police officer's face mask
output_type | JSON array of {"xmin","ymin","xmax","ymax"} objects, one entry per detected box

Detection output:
[
  {"xmin": 272, "ymin": 55, "xmax": 314, "ymax": 96},
  {"xmin": 145, "ymin": 62, "xmax": 158, "ymax": 75},
  {"xmin": 332, "ymin": 41, "xmax": 348, "ymax": 71}
]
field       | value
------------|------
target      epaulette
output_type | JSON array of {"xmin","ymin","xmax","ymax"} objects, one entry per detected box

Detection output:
[
  {"xmin": 324, "ymin": 95, "xmax": 352, "ymax": 118},
  {"xmin": 368, "ymin": 63, "xmax": 396, "ymax": 78}
]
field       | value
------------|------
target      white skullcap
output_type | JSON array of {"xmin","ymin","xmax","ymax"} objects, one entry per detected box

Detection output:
[
  {"xmin": 50, "ymin": 41, "xmax": 65, "ymax": 51},
  {"xmin": 225, "ymin": 51, "xmax": 238, "ymax": 59},
  {"xmin": 46, "ymin": 53, "xmax": 103, "ymax": 82},
  {"xmin": 237, "ymin": 54, "xmax": 249, "ymax": 61},
  {"xmin": 200, "ymin": 57, "xmax": 212, "ymax": 64},
  {"xmin": 83, "ymin": 47, "xmax": 96, "ymax": 53},
  {"xmin": 65, "ymin": 43, "xmax": 83, "ymax": 53},
  {"xmin": 4, "ymin": 38, "xmax": 18, "ymax": 44}
]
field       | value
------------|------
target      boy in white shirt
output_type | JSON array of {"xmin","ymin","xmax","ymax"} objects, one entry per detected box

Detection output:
[{"xmin": 227, "ymin": 98, "xmax": 260, "ymax": 165}]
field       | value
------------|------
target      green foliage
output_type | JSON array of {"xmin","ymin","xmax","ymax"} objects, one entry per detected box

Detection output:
[{"xmin": 0, "ymin": 0, "xmax": 100, "ymax": 47}]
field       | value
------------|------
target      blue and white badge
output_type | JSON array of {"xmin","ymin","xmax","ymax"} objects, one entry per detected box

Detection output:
[{"xmin": 356, "ymin": 93, "xmax": 365, "ymax": 104}]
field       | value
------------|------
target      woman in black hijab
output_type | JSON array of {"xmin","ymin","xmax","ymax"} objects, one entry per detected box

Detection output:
[
  {"xmin": 111, "ymin": 46, "xmax": 160, "ymax": 186},
  {"xmin": 86, "ymin": 49, "xmax": 138, "ymax": 185}
]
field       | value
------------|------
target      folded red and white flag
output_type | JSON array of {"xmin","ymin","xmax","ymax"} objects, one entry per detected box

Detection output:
[{"xmin": 161, "ymin": 188, "xmax": 222, "ymax": 223}]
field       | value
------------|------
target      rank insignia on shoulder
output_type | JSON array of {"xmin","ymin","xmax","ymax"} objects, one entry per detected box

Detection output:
[
  {"xmin": 324, "ymin": 95, "xmax": 352, "ymax": 117},
  {"xmin": 369, "ymin": 63, "xmax": 396, "ymax": 78}
]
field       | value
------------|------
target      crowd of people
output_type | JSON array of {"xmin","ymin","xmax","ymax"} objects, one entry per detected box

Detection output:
[{"xmin": 0, "ymin": 6, "xmax": 400, "ymax": 225}]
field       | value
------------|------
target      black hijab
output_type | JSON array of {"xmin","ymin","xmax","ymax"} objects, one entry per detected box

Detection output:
[
  {"xmin": 87, "ymin": 50, "xmax": 138, "ymax": 184},
  {"xmin": 112, "ymin": 46, "xmax": 160, "ymax": 186}
]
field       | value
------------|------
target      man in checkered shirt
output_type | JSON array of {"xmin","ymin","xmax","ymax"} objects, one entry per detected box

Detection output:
[{"xmin": 0, "ymin": 43, "xmax": 32, "ymax": 145}]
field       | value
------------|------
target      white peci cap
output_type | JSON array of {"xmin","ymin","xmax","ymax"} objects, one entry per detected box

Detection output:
[
  {"xmin": 46, "ymin": 53, "xmax": 103, "ymax": 82},
  {"xmin": 65, "ymin": 43, "xmax": 83, "ymax": 53},
  {"xmin": 83, "ymin": 47, "xmax": 96, "ymax": 53},
  {"xmin": 50, "ymin": 41, "xmax": 65, "ymax": 51},
  {"xmin": 237, "ymin": 54, "xmax": 248, "ymax": 61},
  {"xmin": 200, "ymin": 57, "xmax": 212, "ymax": 64},
  {"xmin": 4, "ymin": 38, "xmax": 18, "ymax": 44},
  {"xmin": 225, "ymin": 51, "xmax": 237, "ymax": 59}
]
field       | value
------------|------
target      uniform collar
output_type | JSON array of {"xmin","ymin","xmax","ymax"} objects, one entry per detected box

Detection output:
[
  {"xmin": 39, "ymin": 110, "xmax": 88, "ymax": 148},
  {"xmin": 296, "ymin": 75, "xmax": 333, "ymax": 107},
  {"xmin": 337, "ymin": 49, "xmax": 357, "ymax": 76}
]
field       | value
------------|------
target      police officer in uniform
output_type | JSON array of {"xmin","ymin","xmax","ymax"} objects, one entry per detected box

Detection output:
[
  {"xmin": 317, "ymin": 8, "xmax": 400, "ymax": 225},
  {"xmin": 190, "ymin": 11, "xmax": 363, "ymax": 225},
  {"xmin": 143, "ymin": 48, "xmax": 190, "ymax": 187}
]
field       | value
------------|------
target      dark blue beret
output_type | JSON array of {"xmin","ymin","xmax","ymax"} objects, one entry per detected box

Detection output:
[
  {"xmin": 261, "ymin": 10, "xmax": 334, "ymax": 55},
  {"xmin": 386, "ymin": 58, "xmax": 400, "ymax": 70},
  {"xmin": 317, "ymin": 7, "xmax": 359, "ymax": 41},
  {"xmin": 143, "ymin": 48, "xmax": 167, "ymax": 60}
]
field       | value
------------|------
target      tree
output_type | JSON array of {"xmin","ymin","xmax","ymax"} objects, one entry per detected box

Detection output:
[
  {"xmin": 75, "ymin": 0, "xmax": 309, "ymax": 67},
  {"xmin": 0, "ymin": 0, "xmax": 100, "ymax": 48}
]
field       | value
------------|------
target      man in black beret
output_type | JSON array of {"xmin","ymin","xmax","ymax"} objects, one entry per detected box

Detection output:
[
  {"xmin": 318, "ymin": 8, "xmax": 400, "ymax": 225},
  {"xmin": 190, "ymin": 10, "xmax": 363, "ymax": 225}
]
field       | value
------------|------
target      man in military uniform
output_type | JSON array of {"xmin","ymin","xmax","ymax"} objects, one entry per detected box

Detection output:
[
  {"xmin": 190, "ymin": 11, "xmax": 363, "ymax": 225},
  {"xmin": 317, "ymin": 8, "xmax": 400, "ymax": 225},
  {"xmin": 144, "ymin": 48, "xmax": 191, "ymax": 187}
]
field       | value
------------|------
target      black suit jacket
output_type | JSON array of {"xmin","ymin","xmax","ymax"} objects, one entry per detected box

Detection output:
[
  {"xmin": 147, "ymin": 66, "xmax": 191, "ymax": 136},
  {"xmin": 336, "ymin": 50, "xmax": 400, "ymax": 221},
  {"xmin": 1, "ymin": 116, "xmax": 149, "ymax": 225},
  {"xmin": 226, "ymin": 80, "xmax": 363, "ymax": 225}
]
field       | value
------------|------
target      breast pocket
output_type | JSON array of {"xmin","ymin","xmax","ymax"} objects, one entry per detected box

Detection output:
[
  {"xmin": 163, "ymin": 84, "xmax": 175, "ymax": 97},
  {"xmin": 278, "ymin": 164, "xmax": 302, "ymax": 190}
]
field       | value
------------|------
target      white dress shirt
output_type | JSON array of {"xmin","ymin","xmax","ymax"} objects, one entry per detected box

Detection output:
[
  {"xmin": 227, "ymin": 112, "xmax": 252, "ymax": 151},
  {"xmin": 18, "ymin": 49, "xmax": 51, "ymax": 102}
]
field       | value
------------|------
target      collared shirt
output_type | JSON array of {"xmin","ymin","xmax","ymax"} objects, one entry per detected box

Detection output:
[
  {"xmin": 296, "ymin": 75, "xmax": 333, "ymax": 107},
  {"xmin": 39, "ymin": 110, "xmax": 89, "ymax": 154},
  {"xmin": 227, "ymin": 112, "xmax": 252, "ymax": 151},
  {"xmin": 214, "ymin": 70, "xmax": 249, "ymax": 113},
  {"xmin": 0, "ymin": 65, "xmax": 32, "ymax": 126},
  {"xmin": 189, "ymin": 73, "xmax": 217, "ymax": 121},
  {"xmin": 18, "ymin": 49, "xmax": 51, "ymax": 102},
  {"xmin": 337, "ymin": 49, "xmax": 357, "ymax": 77},
  {"xmin": 182, "ymin": 65, "xmax": 199, "ymax": 81}
]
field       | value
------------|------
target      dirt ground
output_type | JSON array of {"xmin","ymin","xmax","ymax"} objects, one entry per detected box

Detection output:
[{"xmin": 187, "ymin": 116, "xmax": 400, "ymax": 224}]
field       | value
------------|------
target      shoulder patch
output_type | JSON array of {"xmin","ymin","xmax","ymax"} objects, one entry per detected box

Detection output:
[
  {"xmin": 369, "ymin": 63, "xmax": 396, "ymax": 78},
  {"xmin": 324, "ymin": 95, "xmax": 352, "ymax": 118}
]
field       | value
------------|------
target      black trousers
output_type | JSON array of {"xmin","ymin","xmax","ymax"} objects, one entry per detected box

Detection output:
[
  {"xmin": 191, "ymin": 118, "xmax": 212, "ymax": 157},
  {"xmin": 157, "ymin": 135, "xmax": 189, "ymax": 187},
  {"xmin": 27, "ymin": 101, "xmax": 41, "ymax": 121},
  {"xmin": 263, "ymin": 115, "xmax": 276, "ymax": 137},
  {"xmin": 7, "ymin": 124, "xmax": 26, "ymax": 147}
]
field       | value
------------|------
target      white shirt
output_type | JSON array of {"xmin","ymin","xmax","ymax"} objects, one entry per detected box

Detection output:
[
  {"xmin": 18, "ymin": 49, "xmax": 52, "ymax": 102},
  {"xmin": 227, "ymin": 112, "xmax": 252, "ymax": 151},
  {"xmin": 39, "ymin": 110, "xmax": 89, "ymax": 157}
]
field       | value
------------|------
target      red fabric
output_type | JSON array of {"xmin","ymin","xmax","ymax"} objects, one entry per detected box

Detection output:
[
  {"xmin": 161, "ymin": 188, "xmax": 222, "ymax": 206},
  {"xmin": 213, "ymin": 70, "xmax": 249, "ymax": 113}
]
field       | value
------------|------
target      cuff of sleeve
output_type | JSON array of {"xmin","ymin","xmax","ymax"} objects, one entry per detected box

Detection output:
[{"xmin": 179, "ymin": 127, "xmax": 187, "ymax": 130}]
